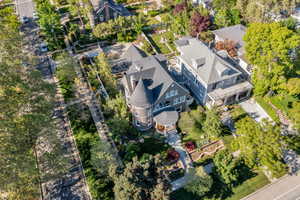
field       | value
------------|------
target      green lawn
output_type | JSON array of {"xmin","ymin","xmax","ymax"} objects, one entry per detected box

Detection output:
[
  {"xmin": 178, "ymin": 107, "xmax": 206, "ymax": 143},
  {"xmin": 171, "ymin": 171, "xmax": 270, "ymax": 200},
  {"xmin": 255, "ymin": 96, "xmax": 280, "ymax": 122},
  {"xmin": 226, "ymin": 172, "xmax": 270, "ymax": 200},
  {"xmin": 148, "ymin": 33, "xmax": 172, "ymax": 54},
  {"xmin": 267, "ymin": 95, "xmax": 298, "ymax": 120}
]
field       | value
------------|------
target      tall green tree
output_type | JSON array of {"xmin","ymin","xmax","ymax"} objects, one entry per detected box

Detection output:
[
  {"xmin": 184, "ymin": 166, "xmax": 213, "ymax": 197},
  {"xmin": 214, "ymin": 8, "xmax": 241, "ymax": 28},
  {"xmin": 212, "ymin": 0, "xmax": 237, "ymax": 11},
  {"xmin": 203, "ymin": 108, "xmax": 222, "ymax": 140},
  {"xmin": 36, "ymin": 0, "xmax": 64, "ymax": 49},
  {"xmin": 244, "ymin": 23, "xmax": 300, "ymax": 95},
  {"xmin": 213, "ymin": 149, "xmax": 239, "ymax": 186},
  {"xmin": 95, "ymin": 52, "xmax": 117, "ymax": 95},
  {"xmin": 110, "ymin": 156, "xmax": 171, "ymax": 200},
  {"xmin": 233, "ymin": 117, "xmax": 286, "ymax": 177}
]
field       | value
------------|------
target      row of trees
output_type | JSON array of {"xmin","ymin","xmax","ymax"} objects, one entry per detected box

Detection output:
[
  {"xmin": 93, "ymin": 14, "xmax": 147, "ymax": 41},
  {"xmin": 0, "ymin": 2, "xmax": 66, "ymax": 199},
  {"xmin": 212, "ymin": 0, "xmax": 299, "ymax": 24}
]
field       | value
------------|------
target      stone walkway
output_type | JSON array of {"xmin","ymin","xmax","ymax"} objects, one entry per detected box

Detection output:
[{"xmin": 165, "ymin": 132, "xmax": 193, "ymax": 191}]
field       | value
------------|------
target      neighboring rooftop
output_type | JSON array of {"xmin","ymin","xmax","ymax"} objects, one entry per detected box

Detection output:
[
  {"xmin": 175, "ymin": 37, "xmax": 241, "ymax": 85},
  {"xmin": 90, "ymin": 0, "xmax": 131, "ymax": 16},
  {"xmin": 212, "ymin": 24, "xmax": 246, "ymax": 55}
]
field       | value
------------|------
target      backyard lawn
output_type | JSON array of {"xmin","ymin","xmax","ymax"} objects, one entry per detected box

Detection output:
[
  {"xmin": 171, "ymin": 171, "xmax": 269, "ymax": 200},
  {"xmin": 227, "ymin": 172, "xmax": 270, "ymax": 200},
  {"xmin": 178, "ymin": 107, "xmax": 206, "ymax": 143},
  {"xmin": 148, "ymin": 33, "xmax": 172, "ymax": 54}
]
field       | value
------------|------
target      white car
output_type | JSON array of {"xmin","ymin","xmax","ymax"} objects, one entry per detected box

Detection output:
[
  {"xmin": 21, "ymin": 16, "xmax": 29, "ymax": 23},
  {"xmin": 33, "ymin": 12, "xmax": 38, "ymax": 20},
  {"xmin": 40, "ymin": 43, "xmax": 48, "ymax": 52}
]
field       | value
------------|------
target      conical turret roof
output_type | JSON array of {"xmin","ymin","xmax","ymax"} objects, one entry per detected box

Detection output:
[{"xmin": 129, "ymin": 78, "xmax": 153, "ymax": 107}]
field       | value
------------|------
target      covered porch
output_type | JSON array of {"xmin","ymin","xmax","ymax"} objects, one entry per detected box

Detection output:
[
  {"xmin": 206, "ymin": 81, "xmax": 252, "ymax": 108},
  {"xmin": 154, "ymin": 109, "xmax": 179, "ymax": 135}
]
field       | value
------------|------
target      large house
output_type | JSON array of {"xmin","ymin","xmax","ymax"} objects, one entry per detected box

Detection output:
[
  {"xmin": 212, "ymin": 24, "xmax": 252, "ymax": 76},
  {"xmin": 175, "ymin": 37, "xmax": 252, "ymax": 108},
  {"xmin": 90, "ymin": 0, "xmax": 131, "ymax": 25},
  {"xmin": 121, "ymin": 45, "xmax": 193, "ymax": 133}
]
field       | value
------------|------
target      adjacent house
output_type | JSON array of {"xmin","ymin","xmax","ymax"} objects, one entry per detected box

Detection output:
[
  {"xmin": 212, "ymin": 24, "xmax": 252, "ymax": 76},
  {"xmin": 175, "ymin": 37, "xmax": 252, "ymax": 108},
  {"xmin": 291, "ymin": 7, "xmax": 300, "ymax": 24},
  {"xmin": 90, "ymin": 0, "xmax": 131, "ymax": 24},
  {"xmin": 192, "ymin": 0, "xmax": 213, "ymax": 9},
  {"xmin": 121, "ymin": 45, "xmax": 193, "ymax": 133}
]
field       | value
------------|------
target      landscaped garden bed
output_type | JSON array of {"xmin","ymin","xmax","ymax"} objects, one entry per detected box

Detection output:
[{"xmin": 168, "ymin": 168, "xmax": 185, "ymax": 182}]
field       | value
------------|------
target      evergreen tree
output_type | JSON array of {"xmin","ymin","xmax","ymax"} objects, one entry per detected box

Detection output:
[
  {"xmin": 184, "ymin": 166, "xmax": 213, "ymax": 197},
  {"xmin": 203, "ymin": 108, "xmax": 222, "ymax": 140},
  {"xmin": 213, "ymin": 149, "xmax": 239, "ymax": 186},
  {"xmin": 110, "ymin": 156, "xmax": 171, "ymax": 200}
]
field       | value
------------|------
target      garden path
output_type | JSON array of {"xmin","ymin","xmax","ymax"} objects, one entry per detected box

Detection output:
[{"xmin": 166, "ymin": 132, "xmax": 194, "ymax": 191}]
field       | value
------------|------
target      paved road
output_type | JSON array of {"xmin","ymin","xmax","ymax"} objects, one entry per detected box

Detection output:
[
  {"xmin": 240, "ymin": 98, "xmax": 272, "ymax": 122},
  {"xmin": 15, "ymin": 0, "xmax": 34, "ymax": 18},
  {"xmin": 243, "ymin": 173, "xmax": 300, "ymax": 200}
]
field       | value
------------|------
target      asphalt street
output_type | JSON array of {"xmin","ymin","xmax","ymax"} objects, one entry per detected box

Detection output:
[{"xmin": 243, "ymin": 173, "xmax": 300, "ymax": 200}]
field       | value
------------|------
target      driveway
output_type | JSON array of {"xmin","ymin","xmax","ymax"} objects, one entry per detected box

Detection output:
[
  {"xmin": 242, "ymin": 172, "xmax": 300, "ymax": 200},
  {"xmin": 240, "ymin": 99, "xmax": 272, "ymax": 122}
]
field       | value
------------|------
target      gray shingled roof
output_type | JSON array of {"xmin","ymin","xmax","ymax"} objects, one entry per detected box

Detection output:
[
  {"xmin": 123, "ymin": 44, "xmax": 147, "ymax": 62},
  {"xmin": 90, "ymin": 0, "xmax": 131, "ymax": 16},
  {"xmin": 212, "ymin": 24, "xmax": 246, "ymax": 55},
  {"xmin": 129, "ymin": 78, "xmax": 153, "ymax": 107},
  {"xmin": 153, "ymin": 109, "xmax": 179, "ymax": 125},
  {"xmin": 175, "ymin": 37, "xmax": 241, "ymax": 85},
  {"xmin": 122, "ymin": 50, "xmax": 188, "ymax": 106}
]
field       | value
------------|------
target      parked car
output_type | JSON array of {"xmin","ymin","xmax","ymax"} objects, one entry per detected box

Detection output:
[
  {"xmin": 40, "ymin": 43, "xmax": 48, "ymax": 52},
  {"xmin": 33, "ymin": 11, "xmax": 38, "ymax": 20},
  {"xmin": 20, "ymin": 16, "xmax": 29, "ymax": 23}
]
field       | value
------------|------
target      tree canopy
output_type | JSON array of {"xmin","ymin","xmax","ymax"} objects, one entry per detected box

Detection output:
[
  {"xmin": 184, "ymin": 166, "xmax": 213, "ymax": 197},
  {"xmin": 203, "ymin": 108, "xmax": 222, "ymax": 140},
  {"xmin": 213, "ymin": 149, "xmax": 239, "ymax": 186},
  {"xmin": 110, "ymin": 156, "xmax": 171, "ymax": 200},
  {"xmin": 0, "ymin": 3, "xmax": 66, "ymax": 198},
  {"xmin": 233, "ymin": 117, "xmax": 286, "ymax": 177},
  {"xmin": 244, "ymin": 23, "xmax": 300, "ymax": 95}
]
